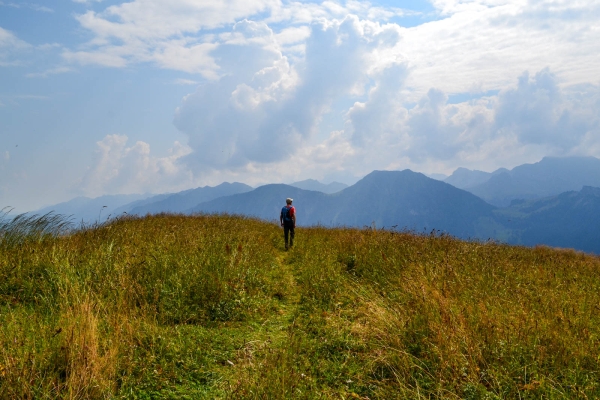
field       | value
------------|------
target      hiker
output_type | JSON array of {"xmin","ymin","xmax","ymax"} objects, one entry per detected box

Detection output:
[{"xmin": 280, "ymin": 198, "xmax": 296, "ymax": 250}]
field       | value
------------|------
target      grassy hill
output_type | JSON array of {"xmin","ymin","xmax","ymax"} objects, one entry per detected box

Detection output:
[{"xmin": 1, "ymin": 213, "xmax": 600, "ymax": 399}]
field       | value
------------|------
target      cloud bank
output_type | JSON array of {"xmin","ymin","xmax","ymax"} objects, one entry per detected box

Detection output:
[{"xmin": 65, "ymin": 0, "xmax": 600, "ymax": 196}]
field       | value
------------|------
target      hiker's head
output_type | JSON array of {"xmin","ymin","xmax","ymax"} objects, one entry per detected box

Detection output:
[{"xmin": 286, "ymin": 198, "xmax": 293, "ymax": 205}]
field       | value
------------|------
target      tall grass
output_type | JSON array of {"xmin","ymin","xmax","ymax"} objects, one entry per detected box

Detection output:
[
  {"xmin": 0, "ymin": 207, "xmax": 73, "ymax": 247},
  {"xmin": 1, "ymin": 213, "xmax": 599, "ymax": 398}
]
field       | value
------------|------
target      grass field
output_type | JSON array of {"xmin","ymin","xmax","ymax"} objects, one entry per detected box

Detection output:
[{"xmin": 1, "ymin": 213, "xmax": 600, "ymax": 399}]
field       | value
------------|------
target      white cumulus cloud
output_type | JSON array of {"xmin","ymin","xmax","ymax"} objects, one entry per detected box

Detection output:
[
  {"xmin": 65, "ymin": 0, "xmax": 600, "ymax": 186},
  {"xmin": 344, "ymin": 68, "xmax": 600, "ymax": 175},
  {"xmin": 398, "ymin": 0, "xmax": 600, "ymax": 98},
  {"xmin": 79, "ymin": 134, "xmax": 193, "ymax": 197},
  {"xmin": 173, "ymin": 16, "xmax": 402, "ymax": 172}
]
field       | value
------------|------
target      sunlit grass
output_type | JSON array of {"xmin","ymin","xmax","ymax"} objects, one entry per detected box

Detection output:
[{"xmin": 1, "ymin": 213, "xmax": 599, "ymax": 398}]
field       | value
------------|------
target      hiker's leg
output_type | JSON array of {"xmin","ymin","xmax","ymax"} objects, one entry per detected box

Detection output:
[
  {"xmin": 284, "ymin": 225, "xmax": 289, "ymax": 249},
  {"xmin": 289, "ymin": 226, "xmax": 295, "ymax": 247}
]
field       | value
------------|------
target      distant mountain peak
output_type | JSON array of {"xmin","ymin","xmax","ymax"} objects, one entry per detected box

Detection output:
[
  {"xmin": 444, "ymin": 167, "xmax": 494, "ymax": 190},
  {"xmin": 290, "ymin": 179, "xmax": 348, "ymax": 194},
  {"xmin": 581, "ymin": 186, "xmax": 600, "ymax": 197},
  {"xmin": 292, "ymin": 179, "xmax": 320, "ymax": 184},
  {"xmin": 464, "ymin": 155, "xmax": 600, "ymax": 207}
]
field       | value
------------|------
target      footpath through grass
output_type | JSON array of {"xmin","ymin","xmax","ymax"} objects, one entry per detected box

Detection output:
[{"xmin": 1, "ymin": 213, "xmax": 600, "ymax": 399}]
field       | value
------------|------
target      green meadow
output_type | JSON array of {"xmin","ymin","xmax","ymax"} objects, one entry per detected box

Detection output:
[{"xmin": 1, "ymin": 213, "xmax": 599, "ymax": 399}]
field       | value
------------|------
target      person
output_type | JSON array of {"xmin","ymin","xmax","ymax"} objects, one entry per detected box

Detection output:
[{"xmin": 280, "ymin": 198, "xmax": 296, "ymax": 250}]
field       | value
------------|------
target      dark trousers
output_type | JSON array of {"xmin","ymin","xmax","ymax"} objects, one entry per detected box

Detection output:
[{"xmin": 284, "ymin": 223, "xmax": 295, "ymax": 249}]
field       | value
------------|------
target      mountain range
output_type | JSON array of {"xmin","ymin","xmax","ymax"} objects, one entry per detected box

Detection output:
[
  {"xmin": 116, "ymin": 182, "xmax": 253, "ymax": 216},
  {"xmin": 191, "ymin": 170, "xmax": 496, "ymax": 240},
  {"xmin": 493, "ymin": 186, "xmax": 600, "ymax": 254},
  {"xmin": 445, "ymin": 156, "xmax": 600, "ymax": 206},
  {"xmin": 28, "ymin": 156, "xmax": 600, "ymax": 254}
]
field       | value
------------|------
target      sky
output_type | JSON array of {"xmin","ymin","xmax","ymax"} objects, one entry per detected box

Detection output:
[{"xmin": 1, "ymin": 0, "xmax": 599, "ymax": 212}]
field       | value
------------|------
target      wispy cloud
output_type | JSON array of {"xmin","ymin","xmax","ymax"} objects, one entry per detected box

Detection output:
[
  {"xmin": 14, "ymin": 94, "xmax": 50, "ymax": 100},
  {"xmin": 25, "ymin": 66, "xmax": 73, "ymax": 78},
  {"xmin": 28, "ymin": 3, "xmax": 53, "ymax": 12},
  {"xmin": 0, "ymin": 94, "xmax": 50, "ymax": 105},
  {"xmin": 0, "ymin": 1, "xmax": 53, "ymax": 12},
  {"xmin": 0, "ymin": 27, "xmax": 31, "ymax": 49},
  {"xmin": 36, "ymin": 43, "xmax": 61, "ymax": 51},
  {"xmin": 62, "ymin": 47, "xmax": 130, "ymax": 68},
  {"xmin": 173, "ymin": 78, "xmax": 199, "ymax": 85},
  {"xmin": 0, "ymin": 27, "xmax": 32, "ymax": 67}
]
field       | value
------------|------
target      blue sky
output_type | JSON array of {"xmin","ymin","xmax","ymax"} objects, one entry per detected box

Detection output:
[{"xmin": 1, "ymin": 0, "xmax": 599, "ymax": 212}]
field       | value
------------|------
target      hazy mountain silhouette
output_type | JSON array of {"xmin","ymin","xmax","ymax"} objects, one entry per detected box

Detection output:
[
  {"xmin": 123, "ymin": 182, "xmax": 253, "ymax": 216},
  {"xmin": 188, "ymin": 184, "xmax": 329, "ymax": 224},
  {"xmin": 323, "ymin": 170, "xmax": 496, "ymax": 238},
  {"xmin": 191, "ymin": 170, "xmax": 496, "ymax": 239},
  {"xmin": 112, "ymin": 193, "xmax": 173, "ymax": 216},
  {"xmin": 494, "ymin": 186, "xmax": 600, "ymax": 253},
  {"xmin": 35, "ymin": 194, "xmax": 150, "ymax": 224},
  {"xmin": 290, "ymin": 179, "xmax": 348, "ymax": 194},
  {"xmin": 466, "ymin": 156, "xmax": 600, "ymax": 207},
  {"xmin": 444, "ymin": 167, "xmax": 507, "ymax": 189},
  {"xmin": 32, "ymin": 157, "xmax": 600, "ymax": 254}
]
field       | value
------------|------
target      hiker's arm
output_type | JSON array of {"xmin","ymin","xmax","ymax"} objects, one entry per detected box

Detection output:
[{"xmin": 292, "ymin": 214, "xmax": 296, "ymax": 227}]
